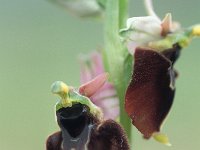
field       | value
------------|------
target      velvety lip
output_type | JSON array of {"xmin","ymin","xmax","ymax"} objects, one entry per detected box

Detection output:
[{"xmin": 125, "ymin": 46, "xmax": 180, "ymax": 138}]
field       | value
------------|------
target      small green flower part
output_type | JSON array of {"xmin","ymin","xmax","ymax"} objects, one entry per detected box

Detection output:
[
  {"xmin": 192, "ymin": 25, "xmax": 200, "ymax": 36},
  {"xmin": 153, "ymin": 133, "xmax": 171, "ymax": 146},
  {"xmin": 51, "ymin": 81, "xmax": 103, "ymax": 120},
  {"xmin": 148, "ymin": 25, "xmax": 200, "ymax": 51}
]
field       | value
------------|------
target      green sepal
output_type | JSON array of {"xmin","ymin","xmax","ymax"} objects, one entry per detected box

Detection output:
[
  {"xmin": 148, "ymin": 30, "xmax": 193, "ymax": 51},
  {"xmin": 153, "ymin": 133, "xmax": 171, "ymax": 146},
  {"xmin": 55, "ymin": 90, "xmax": 102, "ymax": 119}
]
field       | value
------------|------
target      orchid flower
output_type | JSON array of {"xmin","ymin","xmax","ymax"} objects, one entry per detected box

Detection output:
[
  {"xmin": 120, "ymin": 0, "xmax": 181, "ymax": 54},
  {"xmin": 46, "ymin": 74, "xmax": 129, "ymax": 150},
  {"xmin": 79, "ymin": 51, "xmax": 119, "ymax": 120},
  {"xmin": 121, "ymin": 0, "xmax": 200, "ymax": 145},
  {"xmin": 47, "ymin": 0, "xmax": 200, "ymax": 148},
  {"xmin": 125, "ymin": 45, "xmax": 180, "ymax": 145}
]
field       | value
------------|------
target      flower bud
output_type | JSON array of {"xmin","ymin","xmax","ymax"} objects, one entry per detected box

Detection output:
[{"xmin": 49, "ymin": 0, "xmax": 102, "ymax": 18}]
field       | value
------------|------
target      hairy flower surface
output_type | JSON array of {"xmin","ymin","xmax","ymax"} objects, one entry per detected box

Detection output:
[
  {"xmin": 46, "ymin": 0, "xmax": 200, "ymax": 148},
  {"xmin": 47, "ymin": 76, "xmax": 129, "ymax": 150},
  {"xmin": 80, "ymin": 51, "xmax": 120, "ymax": 120},
  {"xmin": 123, "ymin": 0, "xmax": 200, "ymax": 145},
  {"xmin": 125, "ymin": 45, "xmax": 180, "ymax": 140}
]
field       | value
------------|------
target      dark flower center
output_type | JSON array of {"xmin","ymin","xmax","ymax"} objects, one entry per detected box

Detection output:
[{"xmin": 56, "ymin": 104, "xmax": 90, "ymax": 138}]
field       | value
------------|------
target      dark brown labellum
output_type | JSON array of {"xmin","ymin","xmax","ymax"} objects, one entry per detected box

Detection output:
[
  {"xmin": 87, "ymin": 120, "xmax": 130, "ymax": 150},
  {"xmin": 46, "ymin": 104, "xmax": 130, "ymax": 150},
  {"xmin": 125, "ymin": 45, "xmax": 181, "ymax": 138}
]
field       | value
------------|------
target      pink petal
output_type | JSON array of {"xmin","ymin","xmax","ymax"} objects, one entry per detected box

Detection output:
[
  {"xmin": 91, "ymin": 52, "xmax": 105, "ymax": 75},
  {"xmin": 79, "ymin": 51, "xmax": 120, "ymax": 120},
  {"xmin": 91, "ymin": 87, "xmax": 116, "ymax": 102},
  {"xmin": 161, "ymin": 13, "xmax": 172, "ymax": 36},
  {"xmin": 79, "ymin": 73, "xmax": 109, "ymax": 97}
]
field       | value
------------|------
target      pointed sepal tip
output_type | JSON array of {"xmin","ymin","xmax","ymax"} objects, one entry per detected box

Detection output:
[{"xmin": 153, "ymin": 132, "xmax": 172, "ymax": 146}]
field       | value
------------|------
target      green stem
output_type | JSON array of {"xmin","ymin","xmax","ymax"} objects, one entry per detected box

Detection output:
[
  {"xmin": 104, "ymin": 0, "xmax": 131, "ymax": 140},
  {"xmin": 119, "ymin": 0, "xmax": 129, "ymax": 28}
]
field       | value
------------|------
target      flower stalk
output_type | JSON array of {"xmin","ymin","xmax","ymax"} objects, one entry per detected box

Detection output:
[{"xmin": 103, "ymin": 0, "xmax": 132, "ymax": 140}]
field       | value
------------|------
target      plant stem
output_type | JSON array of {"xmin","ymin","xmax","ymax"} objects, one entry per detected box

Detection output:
[
  {"xmin": 104, "ymin": 0, "xmax": 131, "ymax": 140},
  {"xmin": 119, "ymin": 0, "xmax": 129, "ymax": 28}
]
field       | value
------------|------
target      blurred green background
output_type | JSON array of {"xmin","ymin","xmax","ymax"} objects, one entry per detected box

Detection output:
[{"xmin": 0, "ymin": 0, "xmax": 199, "ymax": 149}]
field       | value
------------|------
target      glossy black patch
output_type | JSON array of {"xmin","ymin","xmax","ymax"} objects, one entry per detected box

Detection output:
[
  {"xmin": 47, "ymin": 104, "xmax": 130, "ymax": 150},
  {"xmin": 46, "ymin": 120, "xmax": 130, "ymax": 150},
  {"xmin": 125, "ymin": 45, "xmax": 181, "ymax": 138},
  {"xmin": 56, "ymin": 104, "xmax": 90, "ymax": 138}
]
